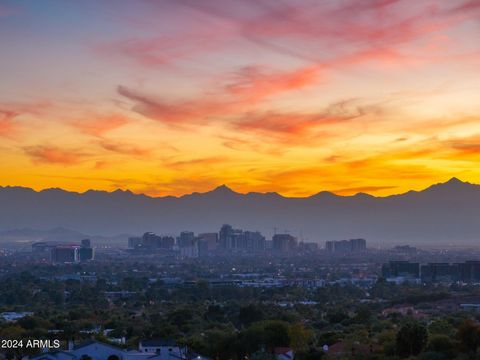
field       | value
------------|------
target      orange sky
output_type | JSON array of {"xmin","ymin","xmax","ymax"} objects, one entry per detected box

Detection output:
[{"xmin": 1, "ymin": 0, "xmax": 480, "ymax": 197}]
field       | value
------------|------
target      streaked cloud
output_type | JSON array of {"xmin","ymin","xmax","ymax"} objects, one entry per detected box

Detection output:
[
  {"xmin": 23, "ymin": 146, "xmax": 88, "ymax": 165},
  {"xmin": 0, "ymin": 109, "xmax": 18, "ymax": 137},
  {"xmin": 224, "ymin": 65, "xmax": 321, "ymax": 103},
  {"xmin": 167, "ymin": 156, "xmax": 227, "ymax": 168},
  {"xmin": 72, "ymin": 114, "xmax": 131, "ymax": 137},
  {"xmin": 98, "ymin": 140, "xmax": 151, "ymax": 157},
  {"xmin": 117, "ymin": 64, "xmax": 320, "ymax": 127}
]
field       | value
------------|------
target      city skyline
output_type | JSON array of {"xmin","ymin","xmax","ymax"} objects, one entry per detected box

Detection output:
[
  {"xmin": 1, "ymin": 0, "xmax": 480, "ymax": 197},
  {"xmin": 1, "ymin": 176, "xmax": 479, "ymax": 244}
]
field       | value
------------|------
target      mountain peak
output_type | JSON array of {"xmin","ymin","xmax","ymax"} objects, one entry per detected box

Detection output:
[
  {"xmin": 310, "ymin": 191, "xmax": 337, "ymax": 199},
  {"xmin": 211, "ymin": 184, "xmax": 236, "ymax": 194},
  {"xmin": 112, "ymin": 189, "xmax": 134, "ymax": 195},
  {"xmin": 445, "ymin": 177, "xmax": 463, "ymax": 185},
  {"xmin": 184, "ymin": 184, "xmax": 239, "ymax": 198},
  {"xmin": 438, "ymin": 177, "xmax": 470, "ymax": 188},
  {"xmin": 246, "ymin": 191, "xmax": 283, "ymax": 199},
  {"xmin": 354, "ymin": 192, "xmax": 375, "ymax": 199},
  {"xmin": 421, "ymin": 176, "xmax": 475, "ymax": 194}
]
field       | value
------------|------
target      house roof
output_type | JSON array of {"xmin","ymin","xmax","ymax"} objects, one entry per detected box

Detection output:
[
  {"xmin": 30, "ymin": 351, "xmax": 76, "ymax": 360},
  {"xmin": 73, "ymin": 339, "xmax": 124, "ymax": 352}
]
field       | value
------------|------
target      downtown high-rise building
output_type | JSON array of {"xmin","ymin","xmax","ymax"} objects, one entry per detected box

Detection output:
[
  {"xmin": 325, "ymin": 238, "xmax": 367, "ymax": 253},
  {"xmin": 272, "ymin": 234, "xmax": 297, "ymax": 252},
  {"xmin": 219, "ymin": 224, "xmax": 266, "ymax": 253}
]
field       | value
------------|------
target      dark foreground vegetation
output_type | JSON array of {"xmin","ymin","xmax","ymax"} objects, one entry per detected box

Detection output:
[{"xmin": 2, "ymin": 261, "xmax": 480, "ymax": 359}]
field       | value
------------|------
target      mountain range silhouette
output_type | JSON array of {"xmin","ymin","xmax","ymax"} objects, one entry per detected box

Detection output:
[{"xmin": 0, "ymin": 177, "xmax": 479, "ymax": 245}]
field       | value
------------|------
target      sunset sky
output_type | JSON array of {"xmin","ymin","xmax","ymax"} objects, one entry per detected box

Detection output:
[{"xmin": 1, "ymin": 0, "xmax": 479, "ymax": 197}]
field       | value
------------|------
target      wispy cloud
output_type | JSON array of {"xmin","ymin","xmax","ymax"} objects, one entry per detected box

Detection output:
[
  {"xmin": 23, "ymin": 145, "xmax": 88, "ymax": 165},
  {"xmin": 95, "ymin": 36, "xmax": 190, "ymax": 67},
  {"xmin": 166, "ymin": 156, "xmax": 228, "ymax": 170},
  {"xmin": 117, "ymin": 64, "xmax": 320, "ymax": 127},
  {"xmin": 448, "ymin": 133, "xmax": 480, "ymax": 158},
  {"xmin": 451, "ymin": 0, "xmax": 480, "ymax": 14},
  {"xmin": 224, "ymin": 65, "xmax": 321, "ymax": 103},
  {"xmin": 0, "ymin": 101, "xmax": 53, "ymax": 138},
  {"xmin": 93, "ymin": 10, "xmax": 236, "ymax": 68},
  {"xmin": 231, "ymin": 98, "xmax": 379, "ymax": 143},
  {"xmin": 98, "ymin": 140, "xmax": 151, "ymax": 157},
  {"xmin": 72, "ymin": 114, "xmax": 131, "ymax": 137},
  {"xmin": 117, "ymin": 85, "xmax": 228, "ymax": 127},
  {"xmin": 178, "ymin": 0, "xmax": 463, "ymax": 68},
  {"xmin": 0, "ymin": 109, "xmax": 19, "ymax": 137}
]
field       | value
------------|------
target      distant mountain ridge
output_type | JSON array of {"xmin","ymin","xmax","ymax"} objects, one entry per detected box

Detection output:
[
  {"xmin": 0, "ymin": 177, "xmax": 479, "ymax": 245},
  {"xmin": 0, "ymin": 227, "xmax": 129, "ymax": 246}
]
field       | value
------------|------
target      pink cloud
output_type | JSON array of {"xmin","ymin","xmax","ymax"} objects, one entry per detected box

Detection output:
[
  {"xmin": 230, "ymin": 98, "xmax": 382, "ymax": 144},
  {"xmin": 94, "ymin": 10, "xmax": 236, "ymax": 68},
  {"xmin": 117, "ymin": 85, "xmax": 229, "ymax": 126},
  {"xmin": 95, "ymin": 37, "xmax": 187, "ymax": 67},
  {"xmin": 0, "ymin": 101, "xmax": 52, "ymax": 138},
  {"xmin": 225, "ymin": 65, "xmax": 321, "ymax": 103},
  {"xmin": 118, "ymin": 64, "xmax": 320, "ymax": 126},
  {"xmin": 94, "ymin": 0, "xmax": 479, "ymax": 75},
  {"xmin": 451, "ymin": 0, "xmax": 480, "ymax": 14},
  {"xmin": 231, "ymin": 110, "xmax": 348, "ymax": 143},
  {"xmin": 0, "ymin": 109, "xmax": 19, "ymax": 137},
  {"xmin": 179, "ymin": 0, "xmax": 470, "ymax": 68},
  {"xmin": 24, "ymin": 145, "xmax": 88, "ymax": 165},
  {"xmin": 73, "ymin": 114, "xmax": 131, "ymax": 137}
]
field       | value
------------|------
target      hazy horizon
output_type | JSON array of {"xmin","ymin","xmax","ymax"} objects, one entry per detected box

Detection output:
[
  {"xmin": 1, "ymin": 175, "xmax": 479, "ymax": 244},
  {"xmin": 0, "ymin": 175, "xmax": 476, "ymax": 198}
]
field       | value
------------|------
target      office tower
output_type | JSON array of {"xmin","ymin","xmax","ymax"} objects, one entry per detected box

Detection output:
[
  {"xmin": 32, "ymin": 242, "xmax": 50, "ymax": 253},
  {"xmin": 178, "ymin": 231, "xmax": 195, "ymax": 248},
  {"xmin": 421, "ymin": 263, "xmax": 459, "ymax": 283},
  {"xmin": 325, "ymin": 241, "xmax": 334, "ymax": 252},
  {"xmin": 350, "ymin": 238, "xmax": 366, "ymax": 251},
  {"xmin": 142, "ymin": 232, "xmax": 161, "ymax": 248},
  {"xmin": 325, "ymin": 239, "xmax": 367, "ymax": 253},
  {"xmin": 198, "ymin": 233, "xmax": 219, "ymax": 256},
  {"xmin": 79, "ymin": 247, "xmax": 94, "ymax": 262},
  {"xmin": 51, "ymin": 245, "xmax": 80, "ymax": 264},
  {"xmin": 273, "ymin": 234, "xmax": 297, "ymax": 252},
  {"xmin": 458, "ymin": 261, "xmax": 480, "ymax": 282},
  {"xmin": 245, "ymin": 231, "xmax": 266, "ymax": 253},
  {"xmin": 300, "ymin": 242, "xmax": 318, "ymax": 252},
  {"xmin": 198, "ymin": 233, "xmax": 218, "ymax": 252},
  {"xmin": 334, "ymin": 240, "xmax": 351, "ymax": 253},
  {"xmin": 79, "ymin": 238, "xmax": 94, "ymax": 261},
  {"xmin": 219, "ymin": 224, "xmax": 233, "ymax": 251},
  {"xmin": 218, "ymin": 225, "xmax": 266, "ymax": 253},
  {"xmin": 219, "ymin": 224, "xmax": 244, "ymax": 251},
  {"xmin": 382, "ymin": 261, "xmax": 420, "ymax": 278},
  {"xmin": 160, "ymin": 236, "xmax": 175, "ymax": 249},
  {"xmin": 128, "ymin": 237, "xmax": 142, "ymax": 249},
  {"xmin": 81, "ymin": 239, "xmax": 91, "ymax": 248}
]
